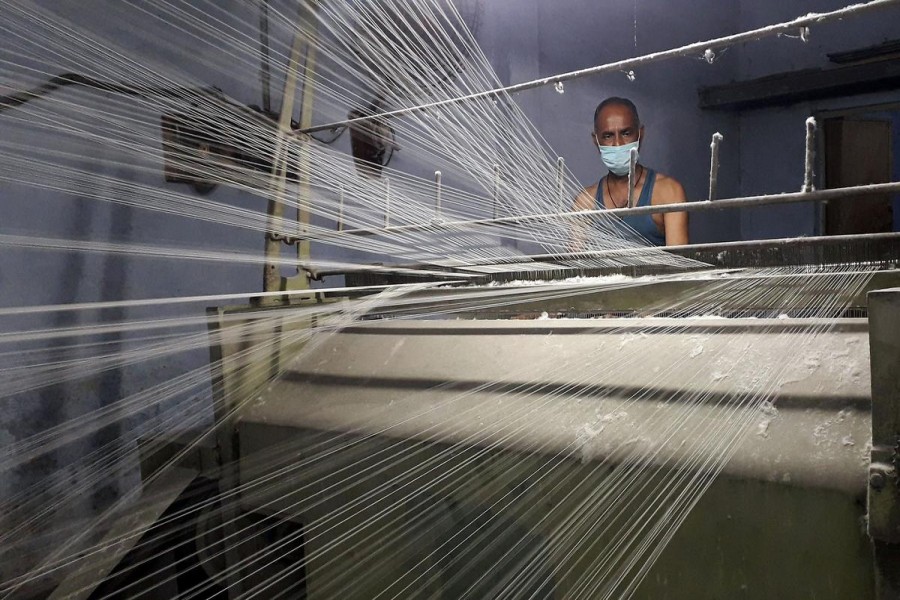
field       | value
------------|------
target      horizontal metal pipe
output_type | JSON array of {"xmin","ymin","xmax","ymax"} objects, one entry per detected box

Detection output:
[
  {"xmin": 295, "ymin": 233, "xmax": 900, "ymax": 279},
  {"xmin": 316, "ymin": 180, "xmax": 900, "ymax": 240},
  {"xmin": 300, "ymin": 0, "xmax": 900, "ymax": 134},
  {"xmin": 458, "ymin": 232, "xmax": 900, "ymax": 268}
]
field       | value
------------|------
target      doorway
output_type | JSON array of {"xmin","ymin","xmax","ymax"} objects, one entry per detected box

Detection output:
[{"xmin": 822, "ymin": 116, "xmax": 894, "ymax": 235}]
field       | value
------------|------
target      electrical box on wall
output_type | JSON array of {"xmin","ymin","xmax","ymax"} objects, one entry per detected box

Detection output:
[{"xmin": 160, "ymin": 97, "xmax": 297, "ymax": 194}]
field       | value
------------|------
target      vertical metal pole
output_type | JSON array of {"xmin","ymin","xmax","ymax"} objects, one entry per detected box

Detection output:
[
  {"xmin": 492, "ymin": 163, "xmax": 501, "ymax": 219},
  {"xmin": 434, "ymin": 170, "xmax": 442, "ymax": 220},
  {"xmin": 816, "ymin": 113, "xmax": 827, "ymax": 235},
  {"xmin": 259, "ymin": 0, "xmax": 271, "ymax": 113},
  {"xmin": 803, "ymin": 117, "xmax": 817, "ymax": 193},
  {"xmin": 709, "ymin": 132, "xmax": 723, "ymax": 201},
  {"xmin": 247, "ymin": 8, "xmax": 310, "ymax": 597},
  {"xmin": 262, "ymin": 18, "xmax": 307, "ymax": 298},
  {"xmin": 556, "ymin": 157, "xmax": 566, "ymax": 204},
  {"xmin": 384, "ymin": 177, "xmax": 391, "ymax": 228},
  {"xmin": 627, "ymin": 147, "xmax": 638, "ymax": 208},
  {"xmin": 294, "ymin": 10, "xmax": 319, "ymax": 289}
]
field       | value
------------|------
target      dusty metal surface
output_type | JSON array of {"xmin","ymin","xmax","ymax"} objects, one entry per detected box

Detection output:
[
  {"xmin": 241, "ymin": 318, "xmax": 871, "ymax": 494},
  {"xmin": 230, "ymin": 316, "xmax": 877, "ymax": 599},
  {"xmin": 414, "ymin": 271, "xmax": 897, "ymax": 318}
]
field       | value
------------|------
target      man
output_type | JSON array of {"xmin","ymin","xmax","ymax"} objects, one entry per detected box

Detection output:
[{"xmin": 574, "ymin": 97, "xmax": 688, "ymax": 246}]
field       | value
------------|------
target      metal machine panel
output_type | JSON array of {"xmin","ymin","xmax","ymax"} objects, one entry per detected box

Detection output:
[
  {"xmin": 240, "ymin": 318, "xmax": 871, "ymax": 493},
  {"xmin": 234, "ymin": 317, "xmax": 875, "ymax": 599}
]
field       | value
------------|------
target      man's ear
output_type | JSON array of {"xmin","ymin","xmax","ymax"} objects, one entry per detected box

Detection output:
[{"xmin": 638, "ymin": 125, "xmax": 645, "ymax": 146}]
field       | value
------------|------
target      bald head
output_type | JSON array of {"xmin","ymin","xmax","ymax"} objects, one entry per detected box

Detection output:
[
  {"xmin": 592, "ymin": 96, "xmax": 643, "ymax": 149},
  {"xmin": 593, "ymin": 97, "xmax": 640, "ymax": 128}
]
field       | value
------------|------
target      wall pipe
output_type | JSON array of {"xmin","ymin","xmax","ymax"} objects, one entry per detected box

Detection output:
[{"xmin": 300, "ymin": 0, "xmax": 900, "ymax": 134}]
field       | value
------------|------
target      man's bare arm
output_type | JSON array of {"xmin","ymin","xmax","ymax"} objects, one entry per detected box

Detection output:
[
  {"xmin": 658, "ymin": 178, "xmax": 688, "ymax": 246},
  {"xmin": 570, "ymin": 187, "xmax": 596, "ymax": 252}
]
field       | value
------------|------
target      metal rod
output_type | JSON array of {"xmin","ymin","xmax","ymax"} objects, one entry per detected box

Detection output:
[
  {"xmin": 434, "ymin": 170, "xmax": 442, "ymax": 219},
  {"xmin": 384, "ymin": 177, "xmax": 391, "ymax": 228},
  {"xmin": 464, "ymin": 231, "xmax": 900, "ymax": 267},
  {"xmin": 627, "ymin": 148, "xmax": 638, "ymax": 208},
  {"xmin": 492, "ymin": 163, "xmax": 501, "ymax": 219},
  {"xmin": 259, "ymin": 0, "xmax": 271, "ymax": 113},
  {"xmin": 291, "ymin": 9, "xmax": 320, "ymax": 290},
  {"xmin": 262, "ymin": 13, "xmax": 307, "ymax": 296},
  {"xmin": 303, "ymin": 231, "xmax": 900, "ymax": 275},
  {"xmin": 816, "ymin": 114, "xmax": 828, "ymax": 234},
  {"xmin": 299, "ymin": 0, "xmax": 900, "ymax": 134},
  {"xmin": 323, "ymin": 181, "xmax": 900, "ymax": 239},
  {"xmin": 709, "ymin": 132, "xmax": 723, "ymax": 201},
  {"xmin": 556, "ymin": 157, "xmax": 565, "ymax": 204},
  {"xmin": 803, "ymin": 117, "xmax": 817, "ymax": 192}
]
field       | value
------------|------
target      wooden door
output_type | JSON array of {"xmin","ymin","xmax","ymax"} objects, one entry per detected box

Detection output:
[{"xmin": 824, "ymin": 118, "xmax": 893, "ymax": 235}]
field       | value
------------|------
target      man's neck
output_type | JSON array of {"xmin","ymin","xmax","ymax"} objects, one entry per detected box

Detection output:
[{"xmin": 606, "ymin": 164, "xmax": 643, "ymax": 185}]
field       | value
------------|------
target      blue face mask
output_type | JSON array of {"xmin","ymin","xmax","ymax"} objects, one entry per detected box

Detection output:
[{"xmin": 597, "ymin": 139, "xmax": 640, "ymax": 176}]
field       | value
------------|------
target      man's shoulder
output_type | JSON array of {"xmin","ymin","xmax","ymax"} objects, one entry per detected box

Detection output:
[
  {"xmin": 579, "ymin": 182, "xmax": 600, "ymax": 196},
  {"xmin": 651, "ymin": 171, "xmax": 683, "ymax": 188},
  {"xmin": 650, "ymin": 171, "xmax": 686, "ymax": 204},
  {"xmin": 574, "ymin": 183, "xmax": 599, "ymax": 210}
]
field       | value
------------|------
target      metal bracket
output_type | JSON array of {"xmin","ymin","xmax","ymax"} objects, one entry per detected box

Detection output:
[
  {"xmin": 869, "ymin": 457, "xmax": 900, "ymax": 542},
  {"xmin": 267, "ymin": 231, "xmax": 304, "ymax": 246}
]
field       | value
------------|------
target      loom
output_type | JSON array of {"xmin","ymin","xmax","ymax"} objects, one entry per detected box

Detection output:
[
  {"xmin": 67, "ymin": 258, "xmax": 900, "ymax": 600},
  {"xmin": 53, "ymin": 180, "xmax": 900, "ymax": 593},
  {"xmin": 3, "ymin": 1, "xmax": 900, "ymax": 599}
]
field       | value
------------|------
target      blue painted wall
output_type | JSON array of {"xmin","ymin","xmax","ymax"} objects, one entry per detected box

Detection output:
[
  {"xmin": 476, "ymin": 0, "xmax": 742, "ymax": 243},
  {"xmin": 735, "ymin": 0, "xmax": 900, "ymax": 240}
]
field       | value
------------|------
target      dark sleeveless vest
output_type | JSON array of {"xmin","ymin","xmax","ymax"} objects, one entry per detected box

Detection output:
[{"xmin": 595, "ymin": 169, "xmax": 666, "ymax": 246}]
